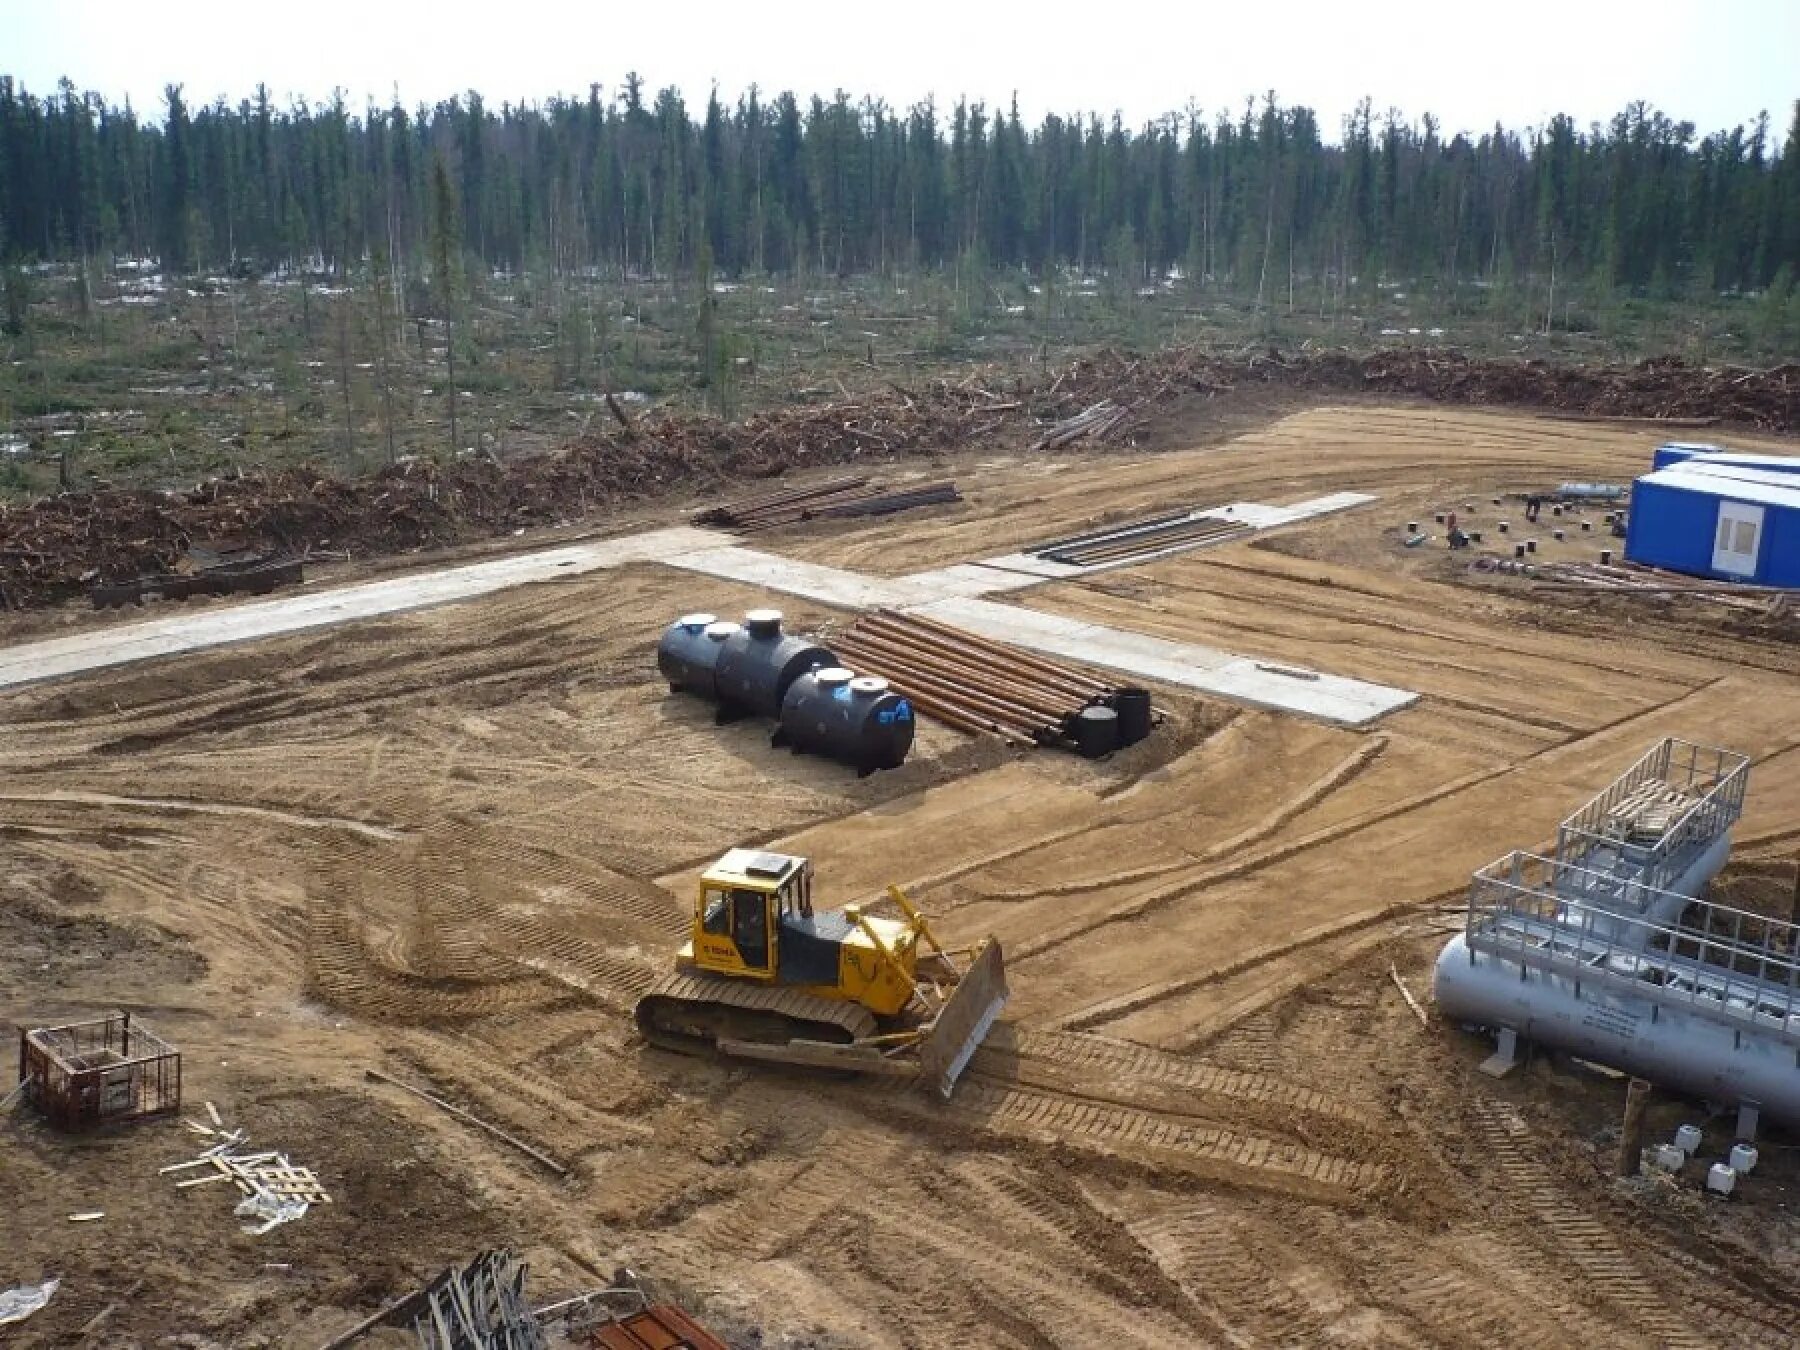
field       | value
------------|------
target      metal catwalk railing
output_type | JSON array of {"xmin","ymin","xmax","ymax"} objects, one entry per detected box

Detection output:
[
  {"xmin": 1552, "ymin": 737, "xmax": 1749, "ymax": 900},
  {"xmin": 1465, "ymin": 851, "xmax": 1800, "ymax": 1051}
]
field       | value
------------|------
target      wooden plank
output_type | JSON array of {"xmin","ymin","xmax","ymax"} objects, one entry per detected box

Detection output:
[
  {"xmin": 1388, "ymin": 964, "xmax": 1430, "ymax": 1027},
  {"xmin": 177, "ymin": 1172, "xmax": 236, "ymax": 1188}
]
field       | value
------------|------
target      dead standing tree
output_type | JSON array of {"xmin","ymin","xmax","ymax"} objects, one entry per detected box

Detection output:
[{"xmin": 431, "ymin": 157, "xmax": 461, "ymax": 456}]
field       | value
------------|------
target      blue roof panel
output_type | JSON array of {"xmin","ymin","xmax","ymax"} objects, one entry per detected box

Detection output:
[{"xmin": 1639, "ymin": 463, "xmax": 1800, "ymax": 510}]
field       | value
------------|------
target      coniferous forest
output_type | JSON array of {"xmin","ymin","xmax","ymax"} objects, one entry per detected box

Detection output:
[{"xmin": 3, "ymin": 75, "xmax": 1799, "ymax": 297}]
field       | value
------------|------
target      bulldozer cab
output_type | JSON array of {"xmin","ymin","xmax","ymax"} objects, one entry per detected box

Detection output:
[{"xmin": 694, "ymin": 849, "xmax": 813, "ymax": 978}]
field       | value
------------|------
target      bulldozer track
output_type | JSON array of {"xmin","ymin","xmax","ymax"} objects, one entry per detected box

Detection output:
[
  {"xmin": 445, "ymin": 1025, "xmax": 657, "ymax": 1136},
  {"xmin": 1130, "ymin": 1202, "xmax": 1332, "ymax": 1346},
  {"xmin": 483, "ymin": 913, "xmax": 662, "ymax": 1010},
  {"xmin": 950, "ymin": 1160, "xmax": 1093, "ymax": 1255},
  {"xmin": 305, "ymin": 898, "xmax": 569, "ymax": 1022},
  {"xmin": 699, "ymin": 1137, "xmax": 910, "ymax": 1260},
  {"xmin": 987, "ymin": 1024, "xmax": 1377, "ymax": 1133},
  {"xmin": 1468, "ymin": 1099, "xmax": 1708, "ymax": 1349},
  {"xmin": 592, "ymin": 1151, "xmax": 721, "ymax": 1227},
  {"xmin": 1337, "ymin": 1223, "xmax": 1635, "ymax": 1349},
  {"xmin": 946, "ymin": 1160, "xmax": 1217, "ymax": 1326},
  {"xmin": 1126, "ymin": 1201, "xmax": 1340, "ymax": 1346},
  {"xmin": 1677, "ymin": 1294, "xmax": 1799, "ymax": 1348},
  {"xmin": 636, "ymin": 969, "xmax": 878, "ymax": 1059},
  {"xmin": 389, "ymin": 1031, "xmax": 639, "ymax": 1157},
  {"xmin": 875, "ymin": 1205, "xmax": 1207, "ymax": 1349},
  {"xmin": 928, "ymin": 1078, "xmax": 1386, "ymax": 1202}
]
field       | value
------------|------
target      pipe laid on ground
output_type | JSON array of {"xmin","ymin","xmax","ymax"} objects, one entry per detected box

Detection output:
[
  {"xmin": 833, "ymin": 641, "xmax": 1059, "ymax": 738},
  {"xmin": 864, "ymin": 610, "xmax": 1111, "ymax": 699},
  {"xmin": 838, "ymin": 631, "xmax": 1074, "ymax": 723}
]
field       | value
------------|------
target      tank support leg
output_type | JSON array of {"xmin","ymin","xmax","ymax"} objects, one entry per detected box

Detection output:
[
  {"xmin": 1736, "ymin": 1100, "xmax": 1761, "ymax": 1142},
  {"xmin": 1478, "ymin": 1026, "xmax": 1520, "ymax": 1078},
  {"xmin": 1617, "ymin": 1077, "xmax": 1652, "ymax": 1177}
]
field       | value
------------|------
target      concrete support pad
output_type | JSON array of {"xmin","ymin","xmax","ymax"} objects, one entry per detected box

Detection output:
[
  {"xmin": 908, "ymin": 596, "xmax": 1416, "ymax": 726},
  {"xmin": 889, "ymin": 562, "xmax": 1058, "ymax": 599},
  {"xmin": 660, "ymin": 545, "xmax": 916, "ymax": 609},
  {"xmin": 1210, "ymin": 491, "xmax": 1376, "ymax": 531},
  {"xmin": 0, "ymin": 526, "xmax": 720, "ymax": 693},
  {"xmin": 966, "ymin": 552, "xmax": 1088, "ymax": 581}
]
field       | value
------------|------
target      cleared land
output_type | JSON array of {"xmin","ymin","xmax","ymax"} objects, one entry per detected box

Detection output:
[{"xmin": 2, "ymin": 403, "xmax": 1798, "ymax": 1347}]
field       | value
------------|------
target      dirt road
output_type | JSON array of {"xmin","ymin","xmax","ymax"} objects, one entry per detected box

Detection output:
[{"xmin": 2, "ymin": 403, "xmax": 1796, "ymax": 1347}]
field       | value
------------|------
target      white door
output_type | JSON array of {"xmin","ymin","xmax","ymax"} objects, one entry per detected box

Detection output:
[{"xmin": 1710, "ymin": 500, "xmax": 1764, "ymax": 577}]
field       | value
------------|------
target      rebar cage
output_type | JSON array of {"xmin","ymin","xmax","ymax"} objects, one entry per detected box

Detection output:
[{"xmin": 18, "ymin": 1012, "xmax": 182, "ymax": 1130}]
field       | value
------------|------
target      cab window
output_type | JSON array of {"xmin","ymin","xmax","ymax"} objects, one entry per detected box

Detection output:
[{"xmin": 702, "ymin": 887, "xmax": 731, "ymax": 936}]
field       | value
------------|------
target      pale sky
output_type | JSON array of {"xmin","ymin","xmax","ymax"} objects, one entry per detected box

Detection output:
[{"xmin": 4, "ymin": 0, "xmax": 1796, "ymax": 141}]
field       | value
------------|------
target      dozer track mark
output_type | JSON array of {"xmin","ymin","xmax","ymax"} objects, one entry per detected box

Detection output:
[{"xmin": 635, "ymin": 970, "xmax": 878, "ymax": 1065}]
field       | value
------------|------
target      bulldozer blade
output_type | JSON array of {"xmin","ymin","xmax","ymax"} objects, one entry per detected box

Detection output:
[{"xmin": 919, "ymin": 939, "xmax": 1008, "ymax": 1099}]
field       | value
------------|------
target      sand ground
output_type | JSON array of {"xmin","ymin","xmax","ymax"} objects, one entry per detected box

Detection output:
[{"xmin": 3, "ymin": 402, "xmax": 1797, "ymax": 1348}]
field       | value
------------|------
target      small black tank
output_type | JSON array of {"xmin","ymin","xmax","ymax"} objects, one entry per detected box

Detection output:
[
  {"xmin": 658, "ymin": 612, "xmax": 736, "ymax": 697},
  {"xmin": 776, "ymin": 669, "xmax": 916, "ymax": 775},
  {"xmin": 1071, "ymin": 705, "xmax": 1120, "ymax": 758},
  {"xmin": 1112, "ymin": 688, "xmax": 1152, "ymax": 746},
  {"xmin": 714, "ymin": 609, "xmax": 836, "ymax": 720}
]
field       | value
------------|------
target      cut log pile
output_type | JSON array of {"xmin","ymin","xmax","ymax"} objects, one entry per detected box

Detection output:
[
  {"xmin": 1028, "ymin": 399, "xmax": 1134, "ymax": 452},
  {"xmin": 2, "ymin": 346, "xmax": 1796, "ymax": 610}
]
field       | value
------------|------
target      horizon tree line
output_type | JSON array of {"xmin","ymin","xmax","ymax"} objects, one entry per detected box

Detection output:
[{"xmin": 1, "ymin": 74, "xmax": 1797, "ymax": 309}]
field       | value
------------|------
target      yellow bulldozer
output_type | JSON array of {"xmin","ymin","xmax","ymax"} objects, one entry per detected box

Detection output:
[{"xmin": 635, "ymin": 848, "xmax": 1008, "ymax": 1098}]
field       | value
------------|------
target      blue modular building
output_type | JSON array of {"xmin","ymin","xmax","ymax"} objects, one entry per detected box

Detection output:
[
  {"xmin": 1652, "ymin": 441, "xmax": 1800, "ymax": 476},
  {"xmin": 1650, "ymin": 441, "xmax": 1726, "ymax": 470},
  {"xmin": 1626, "ymin": 454, "xmax": 1800, "ymax": 586}
]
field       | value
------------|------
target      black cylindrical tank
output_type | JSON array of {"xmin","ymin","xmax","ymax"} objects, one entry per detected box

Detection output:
[
  {"xmin": 777, "ymin": 669, "xmax": 916, "ymax": 775},
  {"xmin": 1071, "ymin": 705, "xmax": 1120, "ymax": 758},
  {"xmin": 714, "ymin": 609, "xmax": 836, "ymax": 719},
  {"xmin": 657, "ymin": 613, "xmax": 733, "ymax": 697},
  {"xmin": 1112, "ymin": 688, "xmax": 1152, "ymax": 746}
]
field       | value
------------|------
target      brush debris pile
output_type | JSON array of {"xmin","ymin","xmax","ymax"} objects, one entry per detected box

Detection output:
[{"xmin": 3, "ymin": 347, "xmax": 1795, "ymax": 609}]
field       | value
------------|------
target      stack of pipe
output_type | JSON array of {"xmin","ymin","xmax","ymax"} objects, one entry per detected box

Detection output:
[
  {"xmin": 697, "ymin": 476, "xmax": 960, "ymax": 531},
  {"xmin": 696, "ymin": 475, "xmax": 869, "ymax": 528},
  {"xmin": 832, "ymin": 608, "xmax": 1155, "ymax": 747},
  {"xmin": 806, "ymin": 481, "xmax": 962, "ymax": 520},
  {"xmin": 1042, "ymin": 515, "xmax": 1251, "ymax": 567}
]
